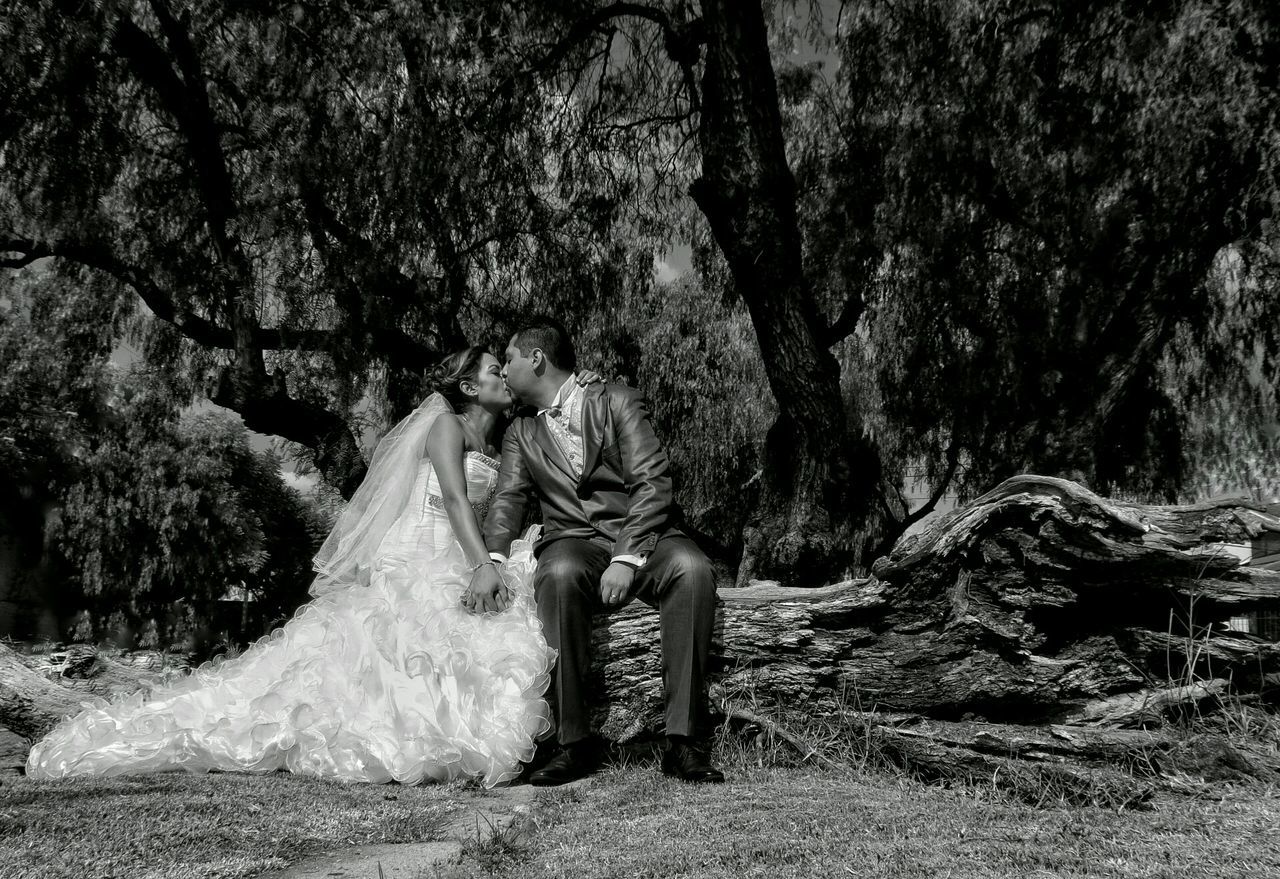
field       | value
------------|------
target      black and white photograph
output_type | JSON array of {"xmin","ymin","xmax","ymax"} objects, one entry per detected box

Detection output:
[{"xmin": 2, "ymin": 1, "xmax": 1279, "ymax": 877}]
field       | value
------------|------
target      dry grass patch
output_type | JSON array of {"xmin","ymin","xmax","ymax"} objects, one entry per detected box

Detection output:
[
  {"xmin": 0, "ymin": 770, "xmax": 461, "ymax": 879},
  {"xmin": 447, "ymin": 763, "xmax": 1280, "ymax": 879}
]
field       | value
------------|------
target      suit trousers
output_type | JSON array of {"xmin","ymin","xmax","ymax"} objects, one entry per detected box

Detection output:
[{"xmin": 533, "ymin": 535, "xmax": 716, "ymax": 745}]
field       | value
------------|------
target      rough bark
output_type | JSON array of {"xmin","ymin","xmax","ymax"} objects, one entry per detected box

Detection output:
[
  {"xmin": 587, "ymin": 476, "xmax": 1280, "ymax": 796},
  {"xmin": 592, "ymin": 477, "xmax": 1280, "ymax": 738},
  {"xmin": 5, "ymin": 476, "xmax": 1278, "ymax": 792},
  {"xmin": 0, "ymin": 645, "xmax": 187, "ymax": 746},
  {"xmin": 690, "ymin": 0, "xmax": 881, "ymax": 587},
  {"xmin": 0, "ymin": 643, "xmax": 84, "ymax": 742}
]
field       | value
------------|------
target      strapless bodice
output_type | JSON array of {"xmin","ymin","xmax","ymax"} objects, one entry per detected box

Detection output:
[
  {"xmin": 415, "ymin": 450, "xmax": 500, "ymax": 519},
  {"xmin": 379, "ymin": 451, "xmax": 501, "ymax": 561}
]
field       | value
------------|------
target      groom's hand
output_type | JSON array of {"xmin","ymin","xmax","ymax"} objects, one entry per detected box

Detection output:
[{"xmin": 599, "ymin": 562, "xmax": 635, "ymax": 607}]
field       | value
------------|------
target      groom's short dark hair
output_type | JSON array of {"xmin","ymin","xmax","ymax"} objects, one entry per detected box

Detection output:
[{"xmin": 513, "ymin": 316, "xmax": 577, "ymax": 372}]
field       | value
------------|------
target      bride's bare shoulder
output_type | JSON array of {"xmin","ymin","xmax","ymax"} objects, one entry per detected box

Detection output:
[{"xmin": 425, "ymin": 413, "xmax": 466, "ymax": 453}]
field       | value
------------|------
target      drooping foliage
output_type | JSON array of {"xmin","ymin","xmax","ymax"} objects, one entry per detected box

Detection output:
[
  {"xmin": 578, "ymin": 268, "xmax": 773, "ymax": 555},
  {"xmin": 0, "ymin": 0, "xmax": 670, "ymax": 494},
  {"xmin": 2, "ymin": 0, "xmax": 1277, "ymax": 592},
  {"xmin": 1, "ymin": 268, "xmax": 331, "ymax": 645},
  {"xmin": 50, "ymin": 399, "xmax": 332, "ymax": 648},
  {"xmin": 793, "ymin": 0, "xmax": 1280, "ymax": 510}
]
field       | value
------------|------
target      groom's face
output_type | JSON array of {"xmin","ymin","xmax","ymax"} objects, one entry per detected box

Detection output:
[{"xmin": 502, "ymin": 338, "xmax": 537, "ymax": 400}]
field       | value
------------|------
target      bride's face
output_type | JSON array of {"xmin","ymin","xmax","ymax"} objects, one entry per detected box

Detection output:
[{"xmin": 471, "ymin": 352, "xmax": 513, "ymax": 412}]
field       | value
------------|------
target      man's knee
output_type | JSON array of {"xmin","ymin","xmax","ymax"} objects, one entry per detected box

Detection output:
[
  {"xmin": 660, "ymin": 541, "xmax": 714, "ymax": 592},
  {"xmin": 534, "ymin": 544, "xmax": 597, "ymax": 600},
  {"xmin": 655, "ymin": 542, "xmax": 716, "ymax": 603}
]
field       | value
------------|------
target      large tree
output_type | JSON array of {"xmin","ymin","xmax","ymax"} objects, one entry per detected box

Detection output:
[
  {"xmin": 0, "ymin": 268, "xmax": 329, "ymax": 645},
  {"xmin": 786, "ymin": 0, "xmax": 1280, "ymax": 554},
  {"xmin": 0, "ymin": 0, "xmax": 641, "ymax": 497},
  {"xmin": 511, "ymin": 0, "xmax": 1280, "ymax": 577},
  {"xmin": 4, "ymin": 0, "xmax": 1278, "ymax": 589},
  {"xmin": 0, "ymin": 0, "xmax": 872, "ymax": 583}
]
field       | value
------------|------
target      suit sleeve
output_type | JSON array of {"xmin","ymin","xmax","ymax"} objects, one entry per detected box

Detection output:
[
  {"xmin": 484, "ymin": 423, "xmax": 534, "ymax": 556},
  {"xmin": 611, "ymin": 388, "xmax": 675, "ymax": 559}
]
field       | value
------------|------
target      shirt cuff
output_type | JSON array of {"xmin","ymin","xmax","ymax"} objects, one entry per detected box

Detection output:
[
  {"xmin": 489, "ymin": 552, "xmax": 508, "ymax": 564},
  {"xmin": 611, "ymin": 554, "xmax": 646, "ymax": 569}
]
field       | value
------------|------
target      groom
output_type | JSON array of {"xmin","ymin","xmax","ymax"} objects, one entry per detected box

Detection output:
[{"xmin": 484, "ymin": 316, "xmax": 723, "ymax": 785}]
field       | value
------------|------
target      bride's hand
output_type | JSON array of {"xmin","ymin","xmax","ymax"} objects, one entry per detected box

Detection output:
[
  {"xmin": 463, "ymin": 563, "xmax": 510, "ymax": 614},
  {"xmin": 577, "ymin": 369, "xmax": 605, "ymax": 386}
]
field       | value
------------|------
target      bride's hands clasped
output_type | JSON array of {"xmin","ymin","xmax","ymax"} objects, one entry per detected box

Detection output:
[{"xmin": 462, "ymin": 562, "xmax": 511, "ymax": 614}]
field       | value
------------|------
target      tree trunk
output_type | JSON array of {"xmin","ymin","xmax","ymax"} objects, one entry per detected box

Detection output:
[
  {"xmin": 690, "ymin": 0, "xmax": 881, "ymax": 587},
  {"xmin": 6, "ymin": 476, "xmax": 1278, "ymax": 791}
]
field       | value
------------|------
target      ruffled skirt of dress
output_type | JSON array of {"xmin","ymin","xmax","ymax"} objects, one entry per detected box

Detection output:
[{"xmin": 25, "ymin": 528, "xmax": 552, "ymax": 788}]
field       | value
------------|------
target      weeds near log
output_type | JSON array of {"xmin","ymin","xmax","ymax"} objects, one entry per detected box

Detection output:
[
  {"xmin": 709, "ymin": 675, "xmax": 1157, "ymax": 809},
  {"xmin": 1150, "ymin": 549, "xmax": 1280, "ymax": 784},
  {"xmin": 1165, "ymin": 553, "xmax": 1225, "ymax": 696},
  {"xmin": 456, "ymin": 811, "xmax": 530, "ymax": 874},
  {"xmin": 709, "ymin": 671, "xmax": 893, "ymax": 776}
]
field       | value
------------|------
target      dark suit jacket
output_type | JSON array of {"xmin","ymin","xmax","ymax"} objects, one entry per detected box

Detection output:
[{"xmin": 484, "ymin": 382, "xmax": 683, "ymax": 559}]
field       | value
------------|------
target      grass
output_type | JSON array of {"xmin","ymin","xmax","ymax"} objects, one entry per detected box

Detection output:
[
  {"xmin": 443, "ymin": 761, "xmax": 1280, "ymax": 879},
  {"xmin": 5, "ymin": 741, "xmax": 1280, "ymax": 879},
  {"xmin": 7, "ymin": 598, "xmax": 1280, "ymax": 879},
  {"xmin": 0, "ymin": 770, "xmax": 463, "ymax": 879}
]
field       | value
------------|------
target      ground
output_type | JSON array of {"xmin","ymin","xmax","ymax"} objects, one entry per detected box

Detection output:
[{"xmin": 3, "ymin": 752, "xmax": 1278, "ymax": 879}]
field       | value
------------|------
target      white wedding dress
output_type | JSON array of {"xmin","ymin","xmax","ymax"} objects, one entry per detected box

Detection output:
[{"xmin": 26, "ymin": 451, "xmax": 553, "ymax": 788}]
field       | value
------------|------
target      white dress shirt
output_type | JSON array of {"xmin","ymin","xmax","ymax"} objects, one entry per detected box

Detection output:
[{"xmin": 539, "ymin": 374, "xmax": 587, "ymax": 480}]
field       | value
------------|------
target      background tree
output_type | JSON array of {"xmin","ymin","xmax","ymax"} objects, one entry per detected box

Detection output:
[
  {"xmin": 50, "ymin": 395, "xmax": 331, "ymax": 649},
  {"xmin": 0, "ymin": 0, "xmax": 648, "ymax": 496},
  {"xmin": 1, "ymin": 267, "xmax": 330, "ymax": 646},
  {"xmin": 579, "ymin": 271, "xmax": 774, "ymax": 571},
  {"xmin": 787, "ymin": 0, "xmax": 1280, "ymax": 554},
  {"xmin": 0, "ymin": 267, "xmax": 126, "ymax": 637},
  {"xmin": 3, "ymin": 0, "xmax": 1278, "ymax": 593}
]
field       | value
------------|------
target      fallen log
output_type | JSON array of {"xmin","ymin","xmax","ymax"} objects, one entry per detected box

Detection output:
[
  {"xmin": 3, "ymin": 475, "xmax": 1278, "ymax": 795},
  {"xmin": 0, "ymin": 645, "xmax": 185, "ymax": 743},
  {"xmin": 0, "ymin": 642, "xmax": 85, "ymax": 741},
  {"xmin": 593, "ymin": 477, "xmax": 1280, "ymax": 742}
]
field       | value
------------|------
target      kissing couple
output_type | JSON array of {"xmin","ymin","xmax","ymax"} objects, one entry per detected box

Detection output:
[{"xmin": 28, "ymin": 316, "xmax": 724, "ymax": 787}]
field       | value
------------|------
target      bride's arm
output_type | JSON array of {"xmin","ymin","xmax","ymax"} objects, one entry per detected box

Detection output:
[{"xmin": 425, "ymin": 416, "xmax": 509, "ymax": 613}]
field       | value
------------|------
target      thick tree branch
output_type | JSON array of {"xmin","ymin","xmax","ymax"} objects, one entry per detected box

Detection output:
[
  {"xmin": 869, "ymin": 439, "xmax": 964, "ymax": 565},
  {"xmin": 1, "ymin": 235, "xmax": 365, "ymax": 495},
  {"xmin": 210, "ymin": 365, "xmax": 366, "ymax": 498},
  {"xmin": 824, "ymin": 291, "xmax": 866, "ymax": 345},
  {"xmin": 0, "ymin": 236, "xmax": 328, "ymax": 351},
  {"xmin": 297, "ymin": 176, "xmax": 452, "ymax": 367},
  {"xmin": 532, "ymin": 2, "xmax": 703, "ymax": 111},
  {"xmin": 899, "ymin": 439, "xmax": 962, "ymax": 534},
  {"xmin": 113, "ymin": 10, "xmax": 238, "ymax": 256}
]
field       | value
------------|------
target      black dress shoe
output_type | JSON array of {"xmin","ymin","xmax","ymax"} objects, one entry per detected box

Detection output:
[
  {"xmin": 518, "ymin": 739, "xmax": 559, "ymax": 782},
  {"xmin": 528, "ymin": 740, "xmax": 601, "ymax": 786},
  {"xmin": 661, "ymin": 740, "xmax": 725, "ymax": 783}
]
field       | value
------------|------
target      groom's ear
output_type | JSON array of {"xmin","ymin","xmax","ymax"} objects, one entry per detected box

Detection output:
[{"xmin": 530, "ymin": 348, "xmax": 545, "ymax": 374}]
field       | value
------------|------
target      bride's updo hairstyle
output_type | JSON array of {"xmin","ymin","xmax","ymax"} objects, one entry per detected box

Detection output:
[{"xmin": 428, "ymin": 346, "xmax": 488, "ymax": 413}]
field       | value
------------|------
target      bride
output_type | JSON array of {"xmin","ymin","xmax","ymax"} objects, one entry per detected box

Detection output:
[{"xmin": 27, "ymin": 346, "xmax": 577, "ymax": 788}]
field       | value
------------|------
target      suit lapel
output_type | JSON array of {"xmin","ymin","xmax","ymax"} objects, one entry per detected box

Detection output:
[
  {"xmin": 578, "ymin": 382, "xmax": 607, "ymax": 485},
  {"xmin": 530, "ymin": 413, "xmax": 576, "ymax": 483}
]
